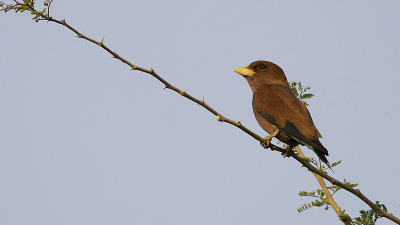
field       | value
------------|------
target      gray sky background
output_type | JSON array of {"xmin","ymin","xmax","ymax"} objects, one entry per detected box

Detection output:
[{"xmin": 1, "ymin": 0, "xmax": 400, "ymax": 224}]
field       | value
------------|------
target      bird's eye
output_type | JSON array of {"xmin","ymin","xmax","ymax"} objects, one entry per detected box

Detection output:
[{"xmin": 259, "ymin": 64, "xmax": 268, "ymax": 69}]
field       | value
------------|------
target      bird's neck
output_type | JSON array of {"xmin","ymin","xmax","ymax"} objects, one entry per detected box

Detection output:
[
  {"xmin": 246, "ymin": 79, "xmax": 288, "ymax": 93},
  {"xmin": 245, "ymin": 72, "xmax": 288, "ymax": 93}
]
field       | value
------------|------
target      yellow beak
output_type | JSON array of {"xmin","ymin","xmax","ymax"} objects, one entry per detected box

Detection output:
[{"xmin": 234, "ymin": 67, "xmax": 254, "ymax": 77}]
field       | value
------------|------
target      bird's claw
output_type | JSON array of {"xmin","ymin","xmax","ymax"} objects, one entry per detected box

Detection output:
[
  {"xmin": 282, "ymin": 146, "xmax": 293, "ymax": 157},
  {"xmin": 260, "ymin": 129, "xmax": 280, "ymax": 149},
  {"xmin": 261, "ymin": 137, "xmax": 272, "ymax": 149}
]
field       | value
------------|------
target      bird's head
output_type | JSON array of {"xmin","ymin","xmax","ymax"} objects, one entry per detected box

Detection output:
[{"xmin": 234, "ymin": 60, "xmax": 288, "ymax": 92}]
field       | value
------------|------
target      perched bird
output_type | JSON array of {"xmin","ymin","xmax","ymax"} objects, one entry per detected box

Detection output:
[{"xmin": 234, "ymin": 60, "xmax": 330, "ymax": 165}]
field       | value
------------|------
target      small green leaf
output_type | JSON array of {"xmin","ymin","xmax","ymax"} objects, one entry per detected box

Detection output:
[
  {"xmin": 301, "ymin": 93, "xmax": 314, "ymax": 99},
  {"xmin": 339, "ymin": 212, "xmax": 352, "ymax": 223},
  {"xmin": 288, "ymin": 80, "xmax": 314, "ymax": 106},
  {"xmin": 331, "ymin": 160, "xmax": 341, "ymax": 167}
]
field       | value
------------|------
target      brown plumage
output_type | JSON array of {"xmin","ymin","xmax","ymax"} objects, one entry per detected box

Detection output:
[{"xmin": 234, "ymin": 60, "xmax": 330, "ymax": 164}]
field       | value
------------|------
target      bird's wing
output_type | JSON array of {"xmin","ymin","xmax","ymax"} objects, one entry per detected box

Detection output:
[{"xmin": 253, "ymin": 84, "xmax": 327, "ymax": 154}]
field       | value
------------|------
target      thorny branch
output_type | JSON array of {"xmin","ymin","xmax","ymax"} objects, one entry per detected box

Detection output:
[{"xmin": 2, "ymin": 1, "xmax": 400, "ymax": 224}]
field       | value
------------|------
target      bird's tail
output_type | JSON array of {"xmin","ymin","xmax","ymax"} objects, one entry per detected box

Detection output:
[{"xmin": 315, "ymin": 151, "xmax": 334, "ymax": 173}]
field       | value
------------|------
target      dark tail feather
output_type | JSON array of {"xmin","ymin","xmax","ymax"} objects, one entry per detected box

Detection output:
[
  {"xmin": 278, "ymin": 122, "xmax": 333, "ymax": 172},
  {"xmin": 316, "ymin": 151, "xmax": 334, "ymax": 173}
]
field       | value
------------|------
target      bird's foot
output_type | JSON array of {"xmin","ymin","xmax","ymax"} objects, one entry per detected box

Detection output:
[
  {"xmin": 260, "ymin": 130, "xmax": 280, "ymax": 149},
  {"xmin": 282, "ymin": 145, "xmax": 293, "ymax": 157},
  {"xmin": 261, "ymin": 137, "xmax": 271, "ymax": 149}
]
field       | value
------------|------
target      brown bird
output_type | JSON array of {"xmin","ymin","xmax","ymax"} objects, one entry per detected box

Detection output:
[{"xmin": 234, "ymin": 60, "xmax": 330, "ymax": 165}]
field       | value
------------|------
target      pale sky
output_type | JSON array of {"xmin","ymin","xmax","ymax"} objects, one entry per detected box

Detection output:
[{"xmin": 1, "ymin": 0, "xmax": 400, "ymax": 224}]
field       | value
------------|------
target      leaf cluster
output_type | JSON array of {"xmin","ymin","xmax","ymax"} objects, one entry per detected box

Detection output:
[
  {"xmin": 297, "ymin": 189, "xmax": 328, "ymax": 212},
  {"xmin": 296, "ymin": 161, "xmax": 348, "ymax": 213},
  {"xmin": 0, "ymin": 0, "xmax": 34, "ymax": 13},
  {"xmin": 297, "ymin": 171, "xmax": 357, "ymax": 213},
  {"xmin": 340, "ymin": 201, "xmax": 388, "ymax": 225},
  {"xmin": 298, "ymin": 169, "xmax": 388, "ymax": 225},
  {"xmin": 288, "ymin": 81, "xmax": 314, "ymax": 106},
  {"xmin": 0, "ymin": 0, "xmax": 52, "ymax": 21}
]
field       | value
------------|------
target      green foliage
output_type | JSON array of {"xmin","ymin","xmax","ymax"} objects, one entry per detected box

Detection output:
[
  {"xmin": 339, "ymin": 201, "xmax": 388, "ymax": 225},
  {"xmin": 352, "ymin": 201, "xmax": 387, "ymax": 225},
  {"xmin": 297, "ymin": 172, "xmax": 349, "ymax": 213},
  {"xmin": 289, "ymin": 81, "xmax": 314, "ymax": 106},
  {"xmin": 297, "ymin": 189, "xmax": 327, "ymax": 213},
  {"xmin": 0, "ymin": 0, "xmax": 51, "ymax": 21},
  {"xmin": 339, "ymin": 210, "xmax": 353, "ymax": 223},
  {"xmin": 343, "ymin": 178, "xmax": 358, "ymax": 188},
  {"xmin": 298, "ymin": 179, "xmax": 388, "ymax": 224}
]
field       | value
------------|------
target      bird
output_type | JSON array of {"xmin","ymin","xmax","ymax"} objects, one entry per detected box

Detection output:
[{"xmin": 234, "ymin": 60, "xmax": 330, "ymax": 166}]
